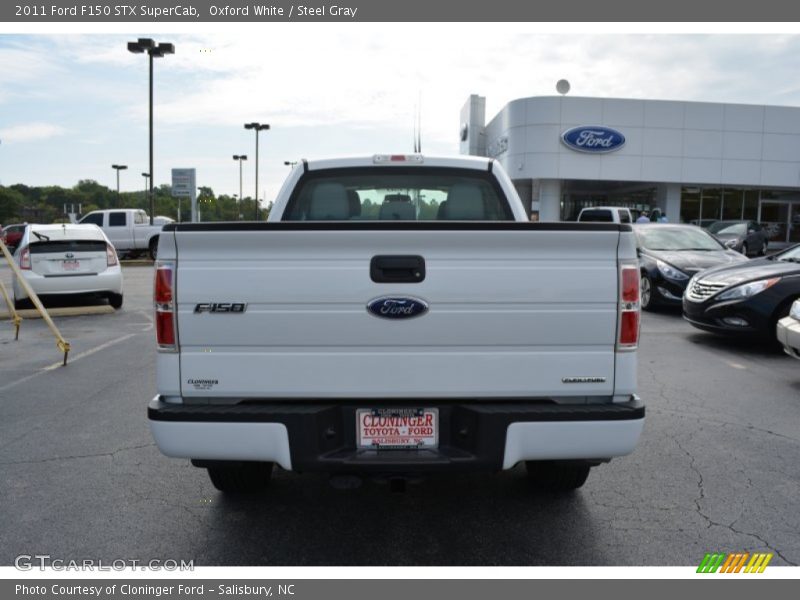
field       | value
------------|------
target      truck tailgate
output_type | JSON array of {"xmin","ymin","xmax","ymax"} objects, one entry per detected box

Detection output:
[{"xmin": 172, "ymin": 225, "xmax": 621, "ymax": 399}]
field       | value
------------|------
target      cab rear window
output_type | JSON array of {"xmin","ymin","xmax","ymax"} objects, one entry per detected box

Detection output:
[
  {"xmin": 283, "ymin": 167, "xmax": 513, "ymax": 221},
  {"xmin": 579, "ymin": 210, "xmax": 614, "ymax": 222},
  {"xmin": 29, "ymin": 240, "xmax": 106, "ymax": 254}
]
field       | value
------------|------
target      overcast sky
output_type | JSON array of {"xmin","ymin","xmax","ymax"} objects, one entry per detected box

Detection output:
[{"xmin": 3, "ymin": 28, "xmax": 800, "ymax": 204}]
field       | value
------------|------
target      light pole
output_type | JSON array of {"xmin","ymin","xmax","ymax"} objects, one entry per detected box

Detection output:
[
  {"xmin": 233, "ymin": 155, "xmax": 247, "ymax": 218},
  {"xmin": 244, "ymin": 122, "xmax": 270, "ymax": 220},
  {"xmin": 127, "ymin": 38, "xmax": 174, "ymax": 225},
  {"xmin": 284, "ymin": 160, "xmax": 297, "ymax": 169},
  {"xmin": 111, "ymin": 164, "xmax": 128, "ymax": 206}
]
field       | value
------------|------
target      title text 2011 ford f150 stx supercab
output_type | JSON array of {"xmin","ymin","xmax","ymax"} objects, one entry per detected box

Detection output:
[{"xmin": 148, "ymin": 155, "xmax": 644, "ymax": 493}]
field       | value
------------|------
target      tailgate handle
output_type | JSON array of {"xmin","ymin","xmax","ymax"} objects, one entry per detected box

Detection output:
[{"xmin": 370, "ymin": 255, "xmax": 425, "ymax": 283}]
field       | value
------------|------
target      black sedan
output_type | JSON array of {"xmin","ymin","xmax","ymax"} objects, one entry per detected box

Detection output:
[
  {"xmin": 707, "ymin": 220, "xmax": 769, "ymax": 256},
  {"xmin": 683, "ymin": 243, "xmax": 800, "ymax": 340},
  {"xmin": 635, "ymin": 224, "xmax": 748, "ymax": 311}
]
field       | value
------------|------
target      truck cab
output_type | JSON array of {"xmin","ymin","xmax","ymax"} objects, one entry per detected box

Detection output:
[{"xmin": 79, "ymin": 209, "xmax": 163, "ymax": 259}]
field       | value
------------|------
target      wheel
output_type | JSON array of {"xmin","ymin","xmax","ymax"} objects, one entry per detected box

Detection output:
[
  {"xmin": 108, "ymin": 293, "xmax": 123, "ymax": 309},
  {"xmin": 207, "ymin": 462, "xmax": 273, "ymax": 493},
  {"xmin": 149, "ymin": 237, "xmax": 159, "ymax": 261},
  {"xmin": 640, "ymin": 273, "xmax": 654, "ymax": 311},
  {"xmin": 759, "ymin": 240, "xmax": 768, "ymax": 256},
  {"xmin": 526, "ymin": 461, "xmax": 591, "ymax": 492},
  {"xmin": 741, "ymin": 242, "xmax": 749, "ymax": 256}
]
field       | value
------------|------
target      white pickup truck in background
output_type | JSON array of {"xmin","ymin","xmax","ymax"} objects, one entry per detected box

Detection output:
[
  {"xmin": 148, "ymin": 155, "xmax": 645, "ymax": 494},
  {"xmin": 78, "ymin": 209, "xmax": 163, "ymax": 259}
]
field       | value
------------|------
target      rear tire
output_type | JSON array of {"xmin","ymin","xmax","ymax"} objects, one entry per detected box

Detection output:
[
  {"xmin": 526, "ymin": 461, "xmax": 591, "ymax": 492},
  {"xmin": 741, "ymin": 242, "xmax": 749, "ymax": 256},
  {"xmin": 759, "ymin": 241, "xmax": 768, "ymax": 256},
  {"xmin": 148, "ymin": 237, "xmax": 159, "ymax": 261},
  {"xmin": 207, "ymin": 462, "xmax": 274, "ymax": 493},
  {"xmin": 108, "ymin": 293, "xmax": 123, "ymax": 309}
]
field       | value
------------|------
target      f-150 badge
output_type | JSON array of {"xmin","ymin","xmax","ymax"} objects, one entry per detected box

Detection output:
[
  {"xmin": 194, "ymin": 303, "xmax": 247, "ymax": 313},
  {"xmin": 367, "ymin": 297, "xmax": 428, "ymax": 319}
]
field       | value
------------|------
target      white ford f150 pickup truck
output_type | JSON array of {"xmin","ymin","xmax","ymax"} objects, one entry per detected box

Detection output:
[
  {"xmin": 148, "ymin": 155, "xmax": 644, "ymax": 493},
  {"xmin": 78, "ymin": 209, "xmax": 163, "ymax": 259}
]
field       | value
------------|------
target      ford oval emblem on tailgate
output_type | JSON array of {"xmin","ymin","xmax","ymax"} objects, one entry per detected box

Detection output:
[{"xmin": 367, "ymin": 297, "xmax": 429, "ymax": 319}]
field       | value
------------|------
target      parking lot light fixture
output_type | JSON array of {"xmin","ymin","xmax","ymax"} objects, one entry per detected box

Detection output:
[
  {"xmin": 141, "ymin": 172, "xmax": 150, "ymax": 205},
  {"xmin": 111, "ymin": 164, "xmax": 128, "ymax": 206},
  {"xmin": 233, "ymin": 155, "xmax": 248, "ymax": 216},
  {"xmin": 284, "ymin": 161, "xmax": 297, "ymax": 169},
  {"xmin": 127, "ymin": 38, "xmax": 174, "ymax": 225},
  {"xmin": 244, "ymin": 122, "xmax": 270, "ymax": 220}
]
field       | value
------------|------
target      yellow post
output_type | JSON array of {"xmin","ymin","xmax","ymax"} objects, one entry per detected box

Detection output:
[{"xmin": 0, "ymin": 239, "xmax": 71, "ymax": 364}]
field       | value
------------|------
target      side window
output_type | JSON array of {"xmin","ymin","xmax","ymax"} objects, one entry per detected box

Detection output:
[
  {"xmin": 80, "ymin": 213, "xmax": 104, "ymax": 226},
  {"xmin": 618, "ymin": 210, "xmax": 631, "ymax": 223},
  {"xmin": 134, "ymin": 211, "xmax": 146, "ymax": 225},
  {"xmin": 109, "ymin": 212, "xmax": 127, "ymax": 227}
]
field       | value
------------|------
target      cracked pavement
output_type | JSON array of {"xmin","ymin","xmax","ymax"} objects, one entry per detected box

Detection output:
[{"xmin": 0, "ymin": 265, "xmax": 798, "ymax": 566}]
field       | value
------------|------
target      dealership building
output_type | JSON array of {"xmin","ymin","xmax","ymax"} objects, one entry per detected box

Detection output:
[{"xmin": 459, "ymin": 94, "xmax": 800, "ymax": 247}]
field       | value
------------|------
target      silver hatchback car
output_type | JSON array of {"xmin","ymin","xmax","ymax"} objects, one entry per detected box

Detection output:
[{"xmin": 12, "ymin": 223, "xmax": 124, "ymax": 310}]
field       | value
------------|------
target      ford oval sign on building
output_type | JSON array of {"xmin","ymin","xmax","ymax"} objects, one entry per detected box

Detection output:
[
  {"xmin": 561, "ymin": 126, "xmax": 626, "ymax": 154},
  {"xmin": 367, "ymin": 297, "xmax": 429, "ymax": 320}
]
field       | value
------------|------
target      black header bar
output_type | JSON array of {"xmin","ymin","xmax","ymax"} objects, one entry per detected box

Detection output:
[{"xmin": 4, "ymin": 0, "xmax": 800, "ymax": 22}]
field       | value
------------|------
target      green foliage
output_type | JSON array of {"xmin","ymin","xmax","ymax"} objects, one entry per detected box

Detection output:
[
  {"xmin": 0, "ymin": 186, "xmax": 25, "ymax": 223},
  {"xmin": 0, "ymin": 180, "xmax": 271, "ymax": 223}
]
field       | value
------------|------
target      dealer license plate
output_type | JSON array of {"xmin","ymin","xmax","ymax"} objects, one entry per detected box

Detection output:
[
  {"xmin": 356, "ymin": 408, "xmax": 438, "ymax": 449},
  {"xmin": 62, "ymin": 259, "xmax": 80, "ymax": 271}
]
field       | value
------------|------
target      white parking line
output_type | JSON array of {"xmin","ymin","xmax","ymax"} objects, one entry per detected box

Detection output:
[{"xmin": 0, "ymin": 332, "xmax": 138, "ymax": 393}]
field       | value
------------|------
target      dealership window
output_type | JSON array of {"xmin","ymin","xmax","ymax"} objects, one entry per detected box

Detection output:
[
  {"xmin": 680, "ymin": 188, "xmax": 700, "ymax": 223},
  {"xmin": 743, "ymin": 190, "xmax": 759, "ymax": 220},
  {"xmin": 701, "ymin": 188, "xmax": 722, "ymax": 221},
  {"xmin": 721, "ymin": 189, "xmax": 743, "ymax": 220}
]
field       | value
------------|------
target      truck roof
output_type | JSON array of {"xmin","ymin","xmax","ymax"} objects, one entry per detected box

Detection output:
[
  {"xmin": 85, "ymin": 208, "xmax": 146, "ymax": 213},
  {"xmin": 304, "ymin": 154, "xmax": 494, "ymax": 172}
]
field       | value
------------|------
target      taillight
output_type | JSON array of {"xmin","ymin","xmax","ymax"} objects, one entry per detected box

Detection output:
[
  {"xmin": 106, "ymin": 243, "xmax": 118, "ymax": 267},
  {"xmin": 156, "ymin": 311, "xmax": 176, "ymax": 347},
  {"xmin": 617, "ymin": 264, "xmax": 640, "ymax": 351},
  {"xmin": 20, "ymin": 247, "xmax": 31, "ymax": 270},
  {"xmin": 154, "ymin": 260, "xmax": 177, "ymax": 352}
]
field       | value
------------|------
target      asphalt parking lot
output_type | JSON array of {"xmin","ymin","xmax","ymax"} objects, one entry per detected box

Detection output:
[{"xmin": 0, "ymin": 262, "xmax": 798, "ymax": 567}]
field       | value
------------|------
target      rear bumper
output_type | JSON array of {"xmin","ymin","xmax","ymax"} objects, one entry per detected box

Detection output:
[
  {"xmin": 148, "ymin": 396, "xmax": 645, "ymax": 473},
  {"xmin": 14, "ymin": 268, "xmax": 122, "ymax": 299}
]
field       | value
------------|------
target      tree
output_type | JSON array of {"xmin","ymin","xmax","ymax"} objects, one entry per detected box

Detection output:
[{"xmin": 0, "ymin": 186, "xmax": 24, "ymax": 223}]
